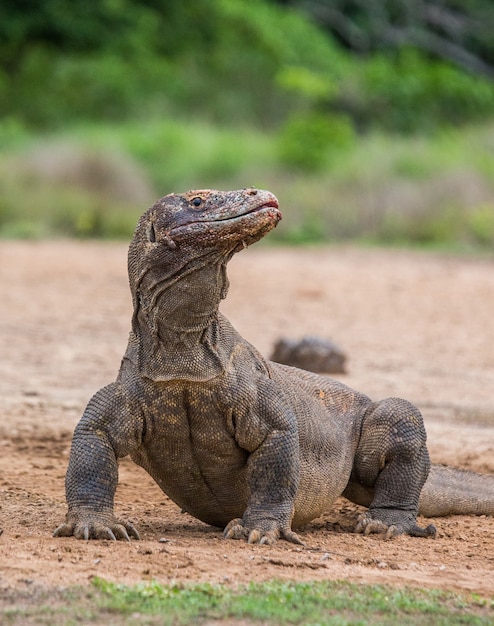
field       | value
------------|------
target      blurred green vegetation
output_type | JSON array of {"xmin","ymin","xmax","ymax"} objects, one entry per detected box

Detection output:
[
  {"xmin": 3, "ymin": 577, "xmax": 493, "ymax": 625},
  {"xmin": 2, "ymin": 118, "xmax": 494, "ymax": 249},
  {"xmin": 2, "ymin": 0, "xmax": 493, "ymax": 132},
  {"xmin": 1, "ymin": 0, "xmax": 494, "ymax": 247}
]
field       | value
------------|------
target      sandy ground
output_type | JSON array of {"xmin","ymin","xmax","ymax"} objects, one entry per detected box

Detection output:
[{"xmin": 0, "ymin": 241, "xmax": 493, "ymax": 599}]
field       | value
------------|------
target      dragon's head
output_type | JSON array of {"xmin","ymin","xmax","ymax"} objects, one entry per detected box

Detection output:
[
  {"xmin": 127, "ymin": 188, "xmax": 282, "ymax": 316},
  {"xmin": 137, "ymin": 188, "xmax": 282, "ymax": 253}
]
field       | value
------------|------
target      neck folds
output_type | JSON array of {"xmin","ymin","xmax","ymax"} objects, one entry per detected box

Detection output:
[{"xmin": 126, "ymin": 255, "xmax": 232, "ymax": 382}]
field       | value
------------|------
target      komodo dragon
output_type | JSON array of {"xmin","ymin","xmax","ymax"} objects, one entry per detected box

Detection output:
[{"xmin": 54, "ymin": 188, "xmax": 494, "ymax": 544}]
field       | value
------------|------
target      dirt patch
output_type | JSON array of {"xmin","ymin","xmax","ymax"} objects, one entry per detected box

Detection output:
[{"xmin": 0, "ymin": 242, "xmax": 493, "ymax": 597}]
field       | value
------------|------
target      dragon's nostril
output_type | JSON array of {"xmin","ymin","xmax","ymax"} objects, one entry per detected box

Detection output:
[{"xmin": 246, "ymin": 188, "xmax": 258, "ymax": 196}]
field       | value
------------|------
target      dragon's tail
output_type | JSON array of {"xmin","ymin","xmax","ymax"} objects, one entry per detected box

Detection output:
[{"xmin": 419, "ymin": 464, "xmax": 494, "ymax": 517}]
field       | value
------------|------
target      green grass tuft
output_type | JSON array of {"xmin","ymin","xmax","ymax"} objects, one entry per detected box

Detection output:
[
  {"xmin": 87, "ymin": 578, "xmax": 494, "ymax": 625},
  {"xmin": 1, "ymin": 579, "xmax": 493, "ymax": 625}
]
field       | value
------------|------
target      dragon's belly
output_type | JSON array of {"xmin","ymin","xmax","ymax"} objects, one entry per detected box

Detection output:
[{"xmin": 132, "ymin": 431, "xmax": 250, "ymax": 528}]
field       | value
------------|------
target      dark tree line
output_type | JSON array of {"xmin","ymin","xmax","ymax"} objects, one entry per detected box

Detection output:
[
  {"xmin": 1, "ymin": 0, "xmax": 493, "ymax": 130},
  {"xmin": 3, "ymin": 0, "xmax": 493, "ymax": 75},
  {"xmin": 281, "ymin": 0, "xmax": 494, "ymax": 78}
]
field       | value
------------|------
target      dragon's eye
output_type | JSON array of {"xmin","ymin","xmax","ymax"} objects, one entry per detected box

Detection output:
[
  {"xmin": 191, "ymin": 197, "xmax": 203, "ymax": 208},
  {"xmin": 149, "ymin": 222, "xmax": 156, "ymax": 243}
]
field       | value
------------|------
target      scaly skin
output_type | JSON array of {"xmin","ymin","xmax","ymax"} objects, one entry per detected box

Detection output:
[{"xmin": 54, "ymin": 188, "xmax": 494, "ymax": 544}]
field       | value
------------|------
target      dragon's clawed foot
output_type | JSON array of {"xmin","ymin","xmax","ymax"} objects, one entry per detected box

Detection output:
[
  {"xmin": 354, "ymin": 511, "xmax": 436, "ymax": 539},
  {"xmin": 53, "ymin": 510, "xmax": 141, "ymax": 541},
  {"xmin": 223, "ymin": 517, "xmax": 304, "ymax": 546}
]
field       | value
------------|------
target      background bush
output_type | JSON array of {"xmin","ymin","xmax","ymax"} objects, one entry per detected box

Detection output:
[
  {"xmin": 2, "ymin": 0, "xmax": 494, "ymax": 134},
  {"xmin": 277, "ymin": 113, "xmax": 355, "ymax": 171},
  {"xmin": 1, "ymin": 0, "xmax": 494, "ymax": 247}
]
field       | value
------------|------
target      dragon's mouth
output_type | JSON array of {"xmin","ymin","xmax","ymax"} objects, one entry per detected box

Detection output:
[
  {"xmin": 255, "ymin": 199, "xmax": 279, "ymax": 211},
  {"xmin": 208, "ymin": 200, "xmax": 280, "ymax": 224},
  {"xmin": 169, "ymin": 200, "xmax": 281, "ymax": 236}
]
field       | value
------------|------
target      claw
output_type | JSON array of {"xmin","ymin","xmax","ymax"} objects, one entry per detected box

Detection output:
[
  {"xmin": 248, "ymin": 529, "xmax": 262, "ymax": 544},
  {"xmin": 283, "ymin": 529, "xmax": 305, "ymax": 546},
  {"xmin": 116, "ymin": 520, "xmax": 141, "ymax": 540},
  {"xmin": 53, "ymin": 523, "xmax": 73, "ymax": 538},
  {"xmin": 248, "ymin": 529, "xmax": 261, "ymax": 544},
  {"xmin": 83, "ymin": 526, "xmax": 89, "ymax": 541},
  {"xmin": 258, "ymin": 530, "xmax": 278, "ymax": 545},
  {"xmin": 224, "ymin": 518, "xmax": 248, "ymax": 540},
  {"xmin": 355, "ymin": 515, "xmax": 390, "ymax": 536},
  {"xmin": 224, "ymin": 524, "xmax": 247, "ymax": 540},
  {"xmin": 113, "ymin": 524, "xmax": 133, "ymax": 542},
  {"xmin": 409, "ymin": 523, "xmax": 437, "ymax": 538},
  {"xmin": 384, "ymin": 525, "xmax": 398, "ymax": 540},
  {"xmin": 129, "ymin": 526, "xmax": 141, "ymax": 541},
  {"xmin": 355, "ymin": 514, "xmax": 365, "ymax": 534}
]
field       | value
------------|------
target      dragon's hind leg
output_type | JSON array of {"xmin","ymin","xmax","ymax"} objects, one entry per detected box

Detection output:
[{"xmin": 347, "ymin": 397, "xmax": 436, "ymax": 539}]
